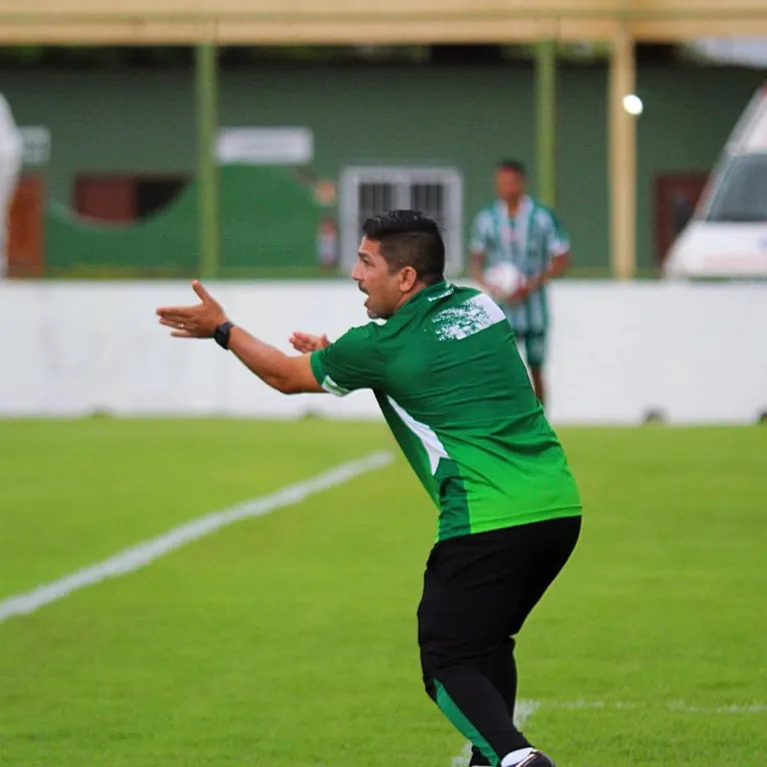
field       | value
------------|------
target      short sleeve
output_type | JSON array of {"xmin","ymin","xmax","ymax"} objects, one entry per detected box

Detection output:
[
  {"xmin": 544, "ymin": 209, "xmax": 571, "ymax": 258},
  {"xmin": 310, "ymin": 324, "xmax": 385, "ymax": 397},
  {"xmin": 470, "ymin": 210, "xmax": 494, "ymax": 255}
]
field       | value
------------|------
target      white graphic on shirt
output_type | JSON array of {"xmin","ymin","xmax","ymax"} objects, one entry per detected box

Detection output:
[
  {"xmin": 432, "ymin": 293, "xmax": 506, "ymax": 342},
  {"xmin": 386, "ymin": 396, "xmax": 448, "ymax": 473}
]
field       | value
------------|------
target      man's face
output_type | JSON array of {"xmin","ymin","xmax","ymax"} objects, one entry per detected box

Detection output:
[
  {"xmin": 351, "ymin": 237, "xmax": 408, "ymax": 320},
  {"xmin": 495, "ymin": 168, "xmax": 525, "ymax": 201}
]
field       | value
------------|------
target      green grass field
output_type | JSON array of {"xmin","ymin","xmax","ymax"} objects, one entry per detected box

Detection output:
[{"xmin": 1, "ymin": 420, "xmax": 766, "ymax": 767}]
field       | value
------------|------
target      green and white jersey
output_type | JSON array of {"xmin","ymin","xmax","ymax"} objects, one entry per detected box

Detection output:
[
  {"xmin": 310, "ymin": 281, "xmax": 582, "ymax": 542},
  {"xmin": 470, "ymin": 196, "xmax": 570, "ymax": 333}
]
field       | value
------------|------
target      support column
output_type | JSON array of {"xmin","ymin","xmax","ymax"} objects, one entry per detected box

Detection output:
[
  {"xmin": 196, "ymin": 40, "xmax": 220, "ymax": 279},
  {"xmin": 535, "ymin": 39, "xmax": 557, "ymax": 208},
  {"xmin": 608, "ymin": 24, "xmax": 637, "ymax": 280}
]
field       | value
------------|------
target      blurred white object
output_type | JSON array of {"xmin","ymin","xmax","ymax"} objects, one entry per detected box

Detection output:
[
  {"xmin": 665, "ymin": 82, "xmax": 767, "ymax": 280},
  {"xmin": 0, "ymin": 92, "xmax": 23, "ymax": 279},
  {"xmin": 689, "ymin": 39, "xmax": 767, "ymax": 68},
  {"xmin": 484, "ymin": 261, "xmax": 525, "ymax": 296}
]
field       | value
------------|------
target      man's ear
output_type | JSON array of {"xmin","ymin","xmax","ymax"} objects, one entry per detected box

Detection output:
[{"xmin": 399, "ymin": 266, "xmax": 419, "ymax": 292}]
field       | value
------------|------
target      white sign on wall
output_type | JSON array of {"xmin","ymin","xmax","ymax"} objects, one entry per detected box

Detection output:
[
  {"xmin": 19, "ymin": 126, "xmax": 51, "ymax": 166},
  {"xmin": 216, "ymin": 127, "xmax": 313, "ymax": 165}
]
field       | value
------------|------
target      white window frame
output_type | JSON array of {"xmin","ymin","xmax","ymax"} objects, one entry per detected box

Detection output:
[{"xmin": 339, "ymin": 166, "xmax": 463, "ymax": 276}]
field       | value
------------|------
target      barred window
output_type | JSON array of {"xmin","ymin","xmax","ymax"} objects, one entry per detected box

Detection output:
[{"xmin": 340, "ymin": 167, "xmax": 463, "ymax": 275}]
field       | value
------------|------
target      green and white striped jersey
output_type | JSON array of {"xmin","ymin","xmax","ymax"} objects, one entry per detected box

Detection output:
[
  {"xmin": 310, "ymin": 281, "xmax": 582, "ymax": 542},
  {"xmin": 470, "ymin": 196, "xmax": 570, "ymax": 333}
]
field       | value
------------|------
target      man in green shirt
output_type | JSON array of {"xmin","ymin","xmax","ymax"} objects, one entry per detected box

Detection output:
[
  {"xmin": 156, "ymin": 210, "xmax": 582, "ymax": 767},
  {"xmin": 470, "ymin": 160, "xmax": 572, "ymax": 407}
]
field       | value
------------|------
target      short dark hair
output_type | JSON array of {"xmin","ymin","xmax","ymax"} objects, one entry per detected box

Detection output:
[
  {"xmin": 362, "ymin": 210, "xmax": 445, "ymax": 286},
  {"xmin": 496, "ymin": 160, "xmax": 526, "ymax": 177}
]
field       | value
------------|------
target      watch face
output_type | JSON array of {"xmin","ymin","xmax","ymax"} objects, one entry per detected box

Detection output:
[{"xmin": 214, "ymin": 323, "xmax": 231, "ymax": 349}]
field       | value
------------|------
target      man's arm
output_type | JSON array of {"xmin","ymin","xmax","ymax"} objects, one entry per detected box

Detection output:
[
  {"xmin": 469, "ymin": 249, "xmax": 490, "ymax": 290},
  {"xmin": 525, "ymin": 250, "xmax": 571, "ymax": 294},
  {"xmin": 519, "ymin": 210, "xmax": 572, "ymax": 296},
  {"xmin": 507, "ymin": 250, "xmax": 570, "ymax": 305},
  {"xmin": 156, "ymin": 281, "xmax": 324, "ymax": 395},
  {"xmin": 227, "ymin": 328, "xmax": 324, "ymax": 394},
  {"xmin": 468, "ymin": 211, "xmax": 492, "ymax": 291}
]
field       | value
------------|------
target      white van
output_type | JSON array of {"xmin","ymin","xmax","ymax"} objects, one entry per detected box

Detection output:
[{"xmin": 664, "ymin": 83, "xmax": 767, "ymax": 280}]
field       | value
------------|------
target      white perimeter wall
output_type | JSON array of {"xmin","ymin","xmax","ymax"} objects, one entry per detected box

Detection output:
[{"xmin": 1, "ymin": 280, "xmax": 765, "ymax": 425}]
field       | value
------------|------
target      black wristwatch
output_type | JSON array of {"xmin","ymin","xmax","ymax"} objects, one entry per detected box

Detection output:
[{"xmin": 214, "ymin": 321, "xmax": 235, "ymax": 350}]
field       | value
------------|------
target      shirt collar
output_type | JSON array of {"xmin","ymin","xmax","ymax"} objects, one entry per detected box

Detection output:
[
  {"xmin": 395, "ymin": 280, "xmax": 454, "ymax": 315},
  {"xmin": 496, "ymin": 195, "xmax": 533, "ymax": 220}
]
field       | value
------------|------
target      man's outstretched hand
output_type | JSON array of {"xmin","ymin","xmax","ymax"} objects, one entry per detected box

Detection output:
[
  {"xmin": 156, "ymin": 280, "xmax": 229, "ymax": 339},
  {"xmin": 289, "ymin": 331, "xmax": 331, "ymax": 354}
]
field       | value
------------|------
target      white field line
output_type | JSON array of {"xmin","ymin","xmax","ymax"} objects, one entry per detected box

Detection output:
[
  {"xmin": 450, "ymin": 698, "xmax": 767, "ymax": 765},
  {"xmin": 0, "ymin": 450, "xmax": 394, "ymax": 625},
  {"xmin": 548, "ymin": 700, "xmax": 767, "ymax": 715}
]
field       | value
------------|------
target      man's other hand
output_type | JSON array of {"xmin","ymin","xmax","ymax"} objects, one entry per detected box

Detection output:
[{"xmin": 289, "ymin": 331, "xmax": 331, "ymax": 354}]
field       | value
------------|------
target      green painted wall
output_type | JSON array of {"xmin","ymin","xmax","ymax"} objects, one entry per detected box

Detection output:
[
  {"xmin": 3, "ymin": 62, "xmax": 764, "ymax": 277},
  {"xmin": 5, "ymin": 69, "xmax": 197, "ymax": 204},
  {"xmin": 45, "ymin": 166, "xmax": 322, "ymax": 276}
]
